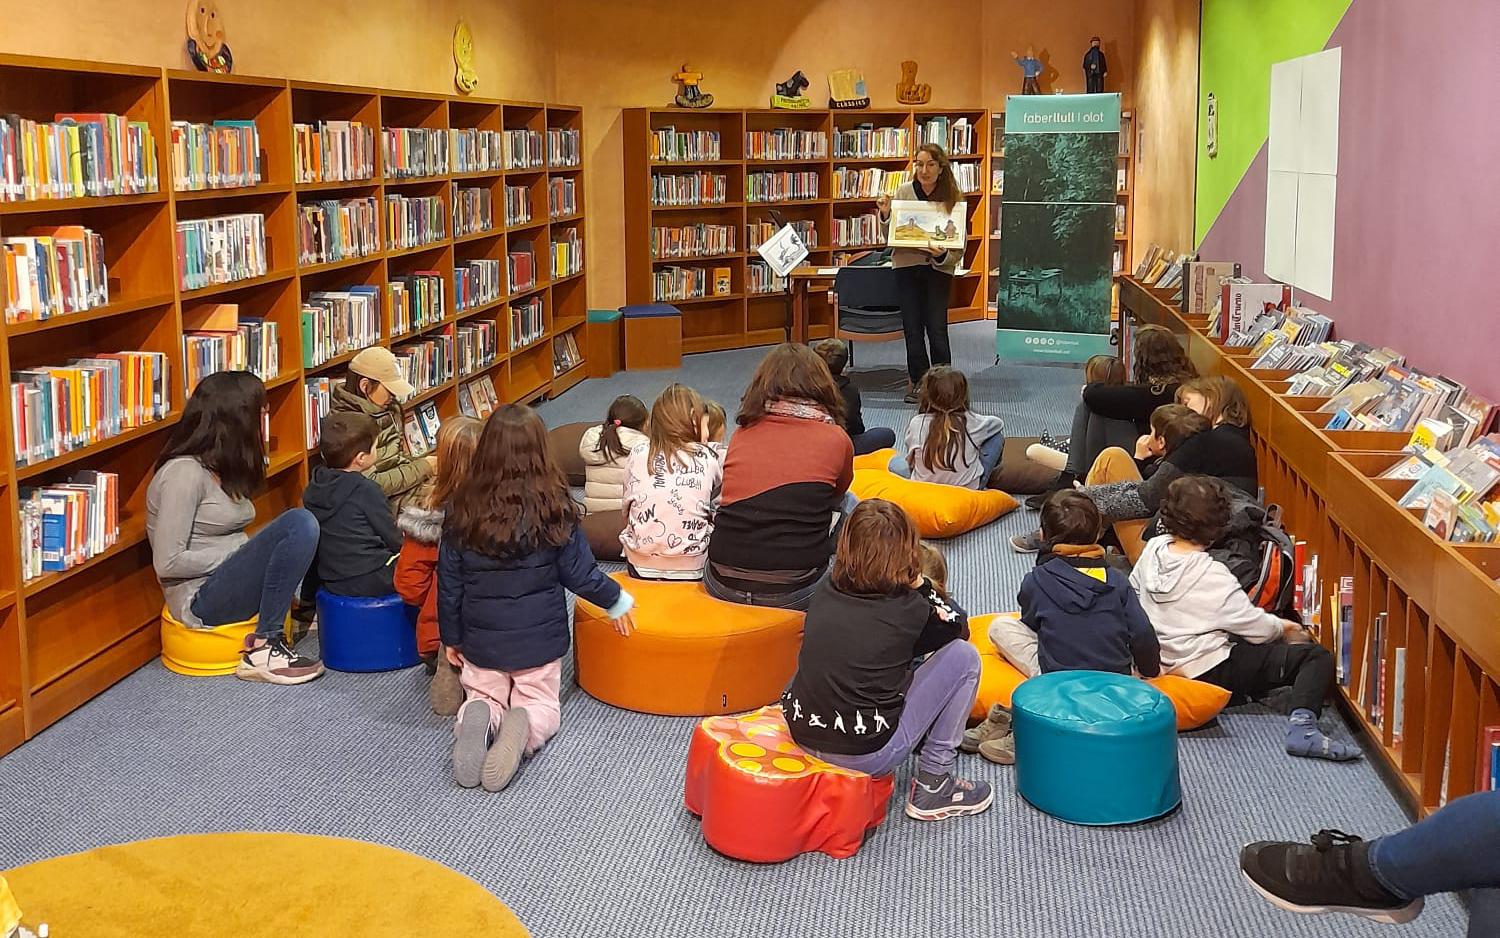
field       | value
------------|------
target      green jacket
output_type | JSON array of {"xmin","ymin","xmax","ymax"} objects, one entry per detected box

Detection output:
[{"xmin": 330, "ymin": 383, "xmax": 431, "ymax": 510}]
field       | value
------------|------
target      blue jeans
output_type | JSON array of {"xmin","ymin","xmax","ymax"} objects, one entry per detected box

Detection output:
[
  {"xmin": 850, "ymin": 427, "xmax": 896, "ymax": 456},
  {"xmin": 810, "ymin": 640, "xmax": 980, "ymax": 777},
  {"xmin": 190, "ymin": 508, "xmax": 319, "ymax": 638},
  {"xmin": 1368, "ymin": 790, "xmax": 1500, "ymax": 936},
  {"xmin": 889, "ymin": 432, "xmax": 1005, "ymax": 485},
  {"xmin": 702, "ymin": 561, "xmax": 828, "ymax": 611}
]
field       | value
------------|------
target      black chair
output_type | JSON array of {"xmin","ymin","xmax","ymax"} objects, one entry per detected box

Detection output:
[{"xmin": 832, "ymin": 262, "xmax": 901, "ymax": 363}]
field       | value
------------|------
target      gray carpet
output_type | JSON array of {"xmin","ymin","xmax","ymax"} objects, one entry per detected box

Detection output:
[{"xmin": 0, "ymin": 324, "xmax": 1466, "ymax": 936}]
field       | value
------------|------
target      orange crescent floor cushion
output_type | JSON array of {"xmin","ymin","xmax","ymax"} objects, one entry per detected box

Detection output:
[
  {"xmin": 574, "ymin": 573, "xmax": 804, "ymax": 716},
  {"xmin": 684, "ymin": 705, "xmax": 896, "ymax": 862},
  {"xmin": 966, "ymin": 612, "xmax": 1231, "ymax": 730},
  {"xmin": 848, "ymin": 449, "xmax": 1018, "ymax": 539}
]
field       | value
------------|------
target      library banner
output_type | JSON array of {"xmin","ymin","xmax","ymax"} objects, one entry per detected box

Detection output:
[{"xmin": 996, "ymin": 93, "xmax": 1120, "ymax": 362}]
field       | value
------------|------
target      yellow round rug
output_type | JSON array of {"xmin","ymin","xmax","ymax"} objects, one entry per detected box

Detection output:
[{"xmin": 4, "ymin": 832, "xmax": 529, "ymax": 937}]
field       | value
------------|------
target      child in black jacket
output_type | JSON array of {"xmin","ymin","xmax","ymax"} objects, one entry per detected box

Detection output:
[
  {"xmin": 783, "ymin": 499, "xmax": 990, "ymax": 822},
  {"xmin": 815, "ymin": 338, "xmax": 896, "ymax": 456},
  {"xmin": 302, "ymin": 411, "xmax": 403, "ymax": 596}
]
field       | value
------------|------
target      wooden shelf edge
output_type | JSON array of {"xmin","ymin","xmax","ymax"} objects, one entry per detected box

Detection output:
[
  {"xmin": 16, "ymin": 414, "xmax": 180, "ymax": 482},
  {"xmin": 6, "ymin": 293, "xmax": 177, "ymax": 336},
  {"xmin": 22, "ymin": 518, "xmax": 149, "ymax": 599},
  {"xmin": 28, "ymin": 619, "xmax": 160, "ymax": 736}
]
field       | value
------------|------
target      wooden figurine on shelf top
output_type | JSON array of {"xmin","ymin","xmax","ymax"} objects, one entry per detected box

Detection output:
[
  {"xmin": 1084, "ymin": 36, "xmax": 1108, "ymax": 93},
  {"xmin": 1012, "ymin": 46, "xmax": 1042, "ymax": 95},
  {"xmin": 771, "ymin": 70, "xmax": 811, "ymax": 110},
  {"xmin": 673, "ymin": 64, "xmax": 715, "ymax": 109},
  {"xmin": 453, "ymin": 19, "xmax": 478, "ymax": 94},
  {"xmin": 186, "ymin": 0, "xmax": 233, "ymax": 74},
  {"xmin": 896, "ymin": 60, "xmax": 931, "ymax": 105},
  {"xmin": 828, "ymin": 68, "xmax": 870, "ymax": 110}
]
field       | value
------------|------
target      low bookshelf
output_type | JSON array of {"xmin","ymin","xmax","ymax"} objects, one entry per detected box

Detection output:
[
  {"xmin": 0, "ymin": 52, "xmax": 590, "ymax": 756},
  {"xmin": 623, "ymin": 106, "xmax": 991, "ymax": 355}
]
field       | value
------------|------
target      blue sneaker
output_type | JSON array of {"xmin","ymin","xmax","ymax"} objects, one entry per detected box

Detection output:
[{"xmin": 905, "ymin": 771, "xmax": 993, "ymax": 821}]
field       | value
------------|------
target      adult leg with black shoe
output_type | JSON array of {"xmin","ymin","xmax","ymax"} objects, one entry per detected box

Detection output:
[{"xmin": 896, "ymin": 264, "xmax": 952, "ymax": 400}]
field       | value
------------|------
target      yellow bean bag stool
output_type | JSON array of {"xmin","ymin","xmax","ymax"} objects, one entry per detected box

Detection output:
[
  {"xmin": 967, "ymin": 612, "xmax": 1231, "ymax": 730},
  {"xmin": 574, "ymin": 573, "xmax": 804, "ymax": 716},
  {"xmin": 159, "ymin": 607, "xmax": 289, "ymax": 677},
  {"xmin": 849, "ymin": 449, "xmax": 1018, "ymax": 539}
]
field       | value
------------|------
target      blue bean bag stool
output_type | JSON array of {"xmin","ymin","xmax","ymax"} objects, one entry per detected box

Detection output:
[
  {"xmin": 315, "ymin": 590, "xmax": 420, "ymax": 672},
  {"xmin": 1012, "ymin": 671, "xmax": 1182, "ymax": 826}
]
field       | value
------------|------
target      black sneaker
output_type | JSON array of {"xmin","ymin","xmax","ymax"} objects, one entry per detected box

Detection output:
[
  {"xmin": 905, "ymin": 771, "xmax": 993, "ymax": 821},
  {"xmin": 1239, "ymin": 830, "xmax": 1423, "ymax": 925},
  {"xmin": 1039, "ymin": 431, "xmax": 1070, "ymax": 455},
  {"xmin": 1024, "ymin": 471, "xmax": 1077, "ymax": 511}
]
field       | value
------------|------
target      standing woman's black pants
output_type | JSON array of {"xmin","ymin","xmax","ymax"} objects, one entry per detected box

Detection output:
[{"xmin": 895, "ymin": 263, "xmax": 953, "ymax": 387}]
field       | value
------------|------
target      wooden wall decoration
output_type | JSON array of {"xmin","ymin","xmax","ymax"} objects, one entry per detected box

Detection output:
[
  {"xmin": 185, "ymin": 0, "xmax": 233, "ymax": 73},
  {"xmin": 896, "ymin": 61, "xmax": 931, "ymax": 105}
]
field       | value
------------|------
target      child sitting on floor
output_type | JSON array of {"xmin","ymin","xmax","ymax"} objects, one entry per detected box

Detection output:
[
  {"xmin": 918, "ymin": 541, "xmax": 948, "ymax": 593},
  {"xmin": 621, "ymin": 383, "xmax": 724, "ymax": 581},
  {"xmin": 579, "ymin": 394, "xmax": 649, "ymax": 513},
  {"xmin": 1131, "ymin": 475, "xmax": 1359, "ymax": 762},
  {"xmin": 1030, "ymin": 353, "xmax": 1128, "ymax": 467},
  {"xmin": 441, "ymin": 404, "xmax": 637, "ymax": 792},
  {"xmin": 815, "ymin": 338, "xmax": 896, "ymax": 456},
  {"xmin": 894, "ymin": 366, "xmax": 1005, "ymax": 490},
  {"xmin": 395, "ymin": 415, "xmax": 482, "ymax": 716},
  {"xmin": 302, "ymin": 411, "xmax": 404, "ymax": 597},
  {"xmin": 783, "ymin": 499, "xmax": 991, "ymax": 822}
]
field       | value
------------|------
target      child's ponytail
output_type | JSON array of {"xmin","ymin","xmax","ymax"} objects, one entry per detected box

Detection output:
[{"xmin": 597, "ymin": 395, "xmax": 648, "ymax": 461}]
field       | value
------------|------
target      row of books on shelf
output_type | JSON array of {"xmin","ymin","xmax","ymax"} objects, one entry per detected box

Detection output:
[
  {"xmin": 552, "ymin": 332, "xmax": 582, "ymax": 376},
  {"xmin": 394, "ymin": 333, "xmax": 453, "ymax": 395},
  {"xmin": 301, "ymin": 286, "xmax": 381, "ymax": 368},
  {"xmin": 649, "ymin": 127, "xmax": 720, "ymax": 163},
  {"xmin": 834, "ymin": 167, "xmax": 902, "ymax": 200},
  {"xmin": 177, "ymin": 213, "xmax": 267, "ymax": 291},
  {"xmin": 549, "ymin": 177, "xmax": 577, "ymax": 217},
  {"xmin": 384, "ymin": 127, "xmax": 449, "ymax": 179},
  {"xmin": 297, "ymin": 197, "xmax": 379, "ymax": 266},
  {"xmin": 390, "ymin": 272, "xmax": 444, "ymax": 337},
  {"xmin": 170, "ymin": 120, "xmax": 260, "ymax": 192},
  {"xmin": 507, "ymin": 248, "xmax": 536, "ymax": 293},
  {"xmin": 748, "ymin": 220, "xmax": 816, "ymax": 252},
  {"xmin": 747, "ymin": 171, "xmax": 818, "ymax": 203},
  {"xmin": 650, "ymin": 171, "xmax": 726, "ymax": 207},
  {"xmin": 294, "ymin": 120, "xmax": 376, "ymax": 184},
  {"xmin": 1383, "ymin": 435, "xmax": 1500, "ymax": 543},
  {"xmin": 953, "ymin": 163, "xmax": 980, "ymax": 195},
  {"xmin": 511, "ymin": 296, "xmax": 544, "ymax": 350},
  {"xmin": 402, "ymin": 399, "xmax": 444, "ymax": 456},
  {"xmin": 833, "ymin": 212, "xmax": 881, "ymax": 249},
  {"xmin": 547, "ymin": 128, "xmax": 581, "ymax": 168},
  {"xmin": 386, "ymin": 194, "xmax": 447, "ymax": 250},
  {"xmin": 833, "ymin": 126, "xmax": 908, "ymax": 159},
  {"xmin": 455, "ymin": 319, "xmax": 499, "ymax": 377},
  {"xmin": 504, "ymin": 184, "xmax": 532, "ymax": 226},
  {"xmin": 452, "ymin": 129, "xmax": 504, "ymax": 174},
  {"xmin": 452, "ymin": 187, "xmax": 492, "ymax": 236},
  {"xmin": 456, "ymin": 373, "xmax": 500, "ymax": 420},
  {"xmin": 10, "ymin": 351, "xmax": 170, "ymax": 465},
  {"xmin": 304, "ymin": 375, "xmax": 333, "ymax": 448},
  {"xmin": 650, "ymin": 223, "xmax": 735, "ymax": 259},
  {"xmin": 745, "ymin": 130, "xmax": 827, "ymax": 161},
  {"xmin": 184, "ymin": 316, "xmax": 279, "ymax": 392},
  {"xmin": 915, "ymin": 117, "xmax": 975, "ymax": 156},
  {"xmin": 456, "ymin": 259, "xmax": 502, "ymax": 312},
  {"xmin": 3, "ymin": 225, "xmax": 108, "ymax": 324},
  {"xmin": 747, "ymin": 260, "xmax": 784, "ymax": 296},
  {"xmin": 19, "ymin": 470, "xmax": 119, "ymax": 583},
  {"xmin": 0, "ymin": 112, "xmax": 159, "ymax": 202},
  {"xmin": 551, "ymin": 230, "xmax": 582, "ymax": 278},
  {"xmin": 653, "ymin": 265, "xmax": 732, "ymax": 302},
  {"xmin": 503, "ymin": 129, "xmax": 545, "ymax": 171}
]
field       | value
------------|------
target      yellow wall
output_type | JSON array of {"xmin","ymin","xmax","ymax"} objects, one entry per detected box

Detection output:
[{"xmin": 1130, "ymin": 0, "xmax": 1200, "ymax": 254}]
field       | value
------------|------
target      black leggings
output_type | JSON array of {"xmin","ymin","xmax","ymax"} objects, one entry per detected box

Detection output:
[
  {"xmin": 1198, "ymin": 640, "xmax": 1336, "ymax": 715},
  {"xmin": 895, "ymin": 264, "xmax": 952, "ymax": 386}
]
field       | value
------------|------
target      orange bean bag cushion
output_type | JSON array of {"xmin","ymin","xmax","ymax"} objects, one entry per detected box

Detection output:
[
  {"xmin": 684, "ymin": 705, "xmax": 896, "ymax": 862},
  {"xmin": 848, "ymin": 449, "xmax": 1018, "ymax": 539},
  {"xmin": 967, "ymin": 612, "xmax": 1231, "ymax": 730},
  {"xmin": 574, "ymin": 573, "xmax": 804, "ymax": 716}
]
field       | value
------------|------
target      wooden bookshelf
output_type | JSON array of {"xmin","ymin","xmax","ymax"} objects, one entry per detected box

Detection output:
[
  {"xmin": 0, "ymin": 53, "xmax": 590, "ymax": 756},
  {"xmin": 624, "ymin": 106, "xmax": 992, "ymax": 354},
  {"xmin": 1119, "ymin": 276, "xmax": 1500, "ymax": 817}
]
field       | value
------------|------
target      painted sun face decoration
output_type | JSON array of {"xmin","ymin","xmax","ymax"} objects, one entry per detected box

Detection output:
[
  {"xmin": 187, "ymin": 0, "xmax": 225, "ymax": 57},
  {"xmin": 453, "ymin": 20, "xmax": 478, "ymax": 94}
]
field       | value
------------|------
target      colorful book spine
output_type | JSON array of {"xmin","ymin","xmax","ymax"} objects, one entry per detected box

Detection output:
[
  {"xmin": 509, "ymin": 296, "xmax": 544, "ymax": 350},
  {"xmin": 176, "ymin": 213, "xmax": 268, "ymax": 291},
  {"xmin": 546, "ymin": 128, "xmax": 581, "ymax": 168},
  {"xmin": 9, "ymin": 351, "xmax": 169, "ymax": 465},
  {"xmin": 0, "ymin": 112, "xmax": 159, "ymax": 202},
  {"xmin": 3, "ymin": 226, "xmax": 109, "ymax": 324},
  {"xmin": 503, "ymin": 129, "xmax": 544, "ymax": 170},
  {"xmin": 548, "ymin": 177, "xmax": 578, "ymax": 217},
  {"xmin": 452, "ymin": 187, "xmax": 493, "ymax": 236},
  {"xmin": 384, "ymin": 194, "xmax": 447, "ymax": 251},
  {"xmin": 454, "ymin": 260, "xmax": 502, "ymax": 312},
  {"xmin": 746, "ymin": 171, "xmax": 818, "ymax": 203},
  {"xmin": 650, "ymin": 224, "xmax": 735, "ymax": 259},
  {"xmin": 19, "ymin": 470, "xmax": 119, "ymax": 582},
  {"xmin": 293, "ymin": 120, "xmax": 376, "ymax": 184},
  {"xmin": 648, "ymin": 127, "xmax": 720, "ymax": 162},
  {"xmin": 744, "ymin": 129, "xmax": 828, "ymax": 161},
  {"xmin": 551, "ymin": 229, "xmax": 582, "ymax": 279},
  {"xmin": 184, "ymin": 318, "xmax": 279, "ymax": 391},
  {"xmin": 300, "ymin": 286, "xmax": 380, "ymax": 367},
  {"xmin": 171, "ymin": 119, "xmax": 261, "ymax": 192},
  {"xmin": 451, "ymin": 129, "xmax": 505, "ymax": 173},
  {"xmin": 382, "ymin": 127, "xmax": 449, "ymax": 179},
  {"xmin": 650, "ymin": 171, "xmax": 726, "ymax": 207},
  {"xmin": 297, "ymin": 197, "xmax": 380, "ymax": 265}
]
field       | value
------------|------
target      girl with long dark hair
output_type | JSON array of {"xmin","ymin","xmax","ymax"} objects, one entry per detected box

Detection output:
[{"xmin": 892, "ymin": 366, "xmax": 1005, "ymax": 489}]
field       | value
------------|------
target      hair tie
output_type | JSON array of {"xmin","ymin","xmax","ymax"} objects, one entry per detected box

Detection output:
[{"xmin": 612, "ymin": 419, "xmax": 621, "ymax": 427}]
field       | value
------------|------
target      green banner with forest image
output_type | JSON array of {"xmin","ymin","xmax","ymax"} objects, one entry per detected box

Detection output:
[{"xmin": 996, "ymin": 93, "xmax": 1120, "ymax": 362}]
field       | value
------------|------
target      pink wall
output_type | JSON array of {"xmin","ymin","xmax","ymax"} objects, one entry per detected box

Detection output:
[{"xmin": 1198, "ymin": 0, "xmax": 1500, "ymax": 401}]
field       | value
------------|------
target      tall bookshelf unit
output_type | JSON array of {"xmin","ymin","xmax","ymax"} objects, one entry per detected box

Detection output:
[
  {"xmin": 624, "ymin": 107, "xmax": 991, "ymax": 355},
  {"xmin": 0, "ymin": 53, "xmax": 589, "ymax": 757}
]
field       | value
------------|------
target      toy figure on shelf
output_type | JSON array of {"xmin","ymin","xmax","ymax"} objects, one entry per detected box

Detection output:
[
  {"xmin": 1084, "ymin": 37, "xmax": 1108, "ymax": 94},
  {"xmin": 828, "ymin": 68, "xmax": 870, "ymax": 110},
  {"xmin": 1012, "ymin": 46, "xmax": 1042, "ymax": 95},
  {"xmin": 674, "ymin": 64, "xmax": 714, "ymax": 109},
  {"xmin": 896, "ymin": 60, "xmax": 931, "ymax": 105},
  {"xmin": 453, "ymin": 20, "xmax": 478, "ymax": 94},
  {"xmin": 772, "ymin": 70, "xmax": 811, "ymax": 109},
  {"xmin": 186, "ymin": 0, "xmax": 233, "ymax": 74}
]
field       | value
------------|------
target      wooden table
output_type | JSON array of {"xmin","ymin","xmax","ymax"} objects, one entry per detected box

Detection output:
[{"xmin": 787, "ymin": 266, "xmax": 840, "ymax": 344}]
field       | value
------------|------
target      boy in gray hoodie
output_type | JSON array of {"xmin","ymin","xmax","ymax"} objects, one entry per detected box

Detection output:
[{"xmin": 1131, "ymin": 476, "xmax": 1359, "ymax": 762}]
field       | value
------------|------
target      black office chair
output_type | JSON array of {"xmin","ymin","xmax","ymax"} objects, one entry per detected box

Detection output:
[{"xmin": 832, "ymin": 261, "xmax": 901, "ymax": 363}]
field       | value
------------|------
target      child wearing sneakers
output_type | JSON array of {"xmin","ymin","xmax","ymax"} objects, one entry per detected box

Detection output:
[
  {"xmin": 783, "ymin": 499, "xmax": 992, "ymax": 822},
  {"xmin": 1132, "ymin": 475, "xmax": 1359, "ymax": 762},
  {"xmin": 440, "ymin": 404, "xmax": 637, "ymax": 792}
]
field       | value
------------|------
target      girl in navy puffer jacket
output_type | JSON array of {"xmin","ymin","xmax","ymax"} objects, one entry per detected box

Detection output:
[{"xmin": 439, "ymin": 404, "xmax": 636, "ymax": 793}]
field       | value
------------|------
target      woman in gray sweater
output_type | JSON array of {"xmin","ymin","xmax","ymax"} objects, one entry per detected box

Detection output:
[
  {"xmin": 146, "ymin": 371, "xmax": 324, "ymax": 685},
  {"xmin": 877, "ymin": 143, "xmax": 966, "ymax": 402}
]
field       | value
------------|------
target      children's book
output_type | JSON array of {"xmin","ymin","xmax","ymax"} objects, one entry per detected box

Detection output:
[
  {"xmin": 1397, "ymin": 464, "xmax": 1471, "ymax": 511},
  {"xmin": 886, "ymin": 200, "xmax": 964, "ymax": 250},
  {"xmin": 402, "ymin": 413, "xmax": 428, "ymax": 456}
]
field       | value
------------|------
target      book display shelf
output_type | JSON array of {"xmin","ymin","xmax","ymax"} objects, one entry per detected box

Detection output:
[
  {"xmin": 624, "ymin": 107, "xmax": 991, "ymax": 355},
  {"xmin": 988, "ymin": 110, "xmax": 1134, "ymax": 313},
  {"xmin": 1120, "ymin": 276, "xmax": 1500, "ymax": 817},
  {"xmin": 0, "ymin": 53, "xmax": 589, "ymax": 757}
]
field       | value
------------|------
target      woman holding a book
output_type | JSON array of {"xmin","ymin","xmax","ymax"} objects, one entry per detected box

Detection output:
[{"xmin": 877, "ymin": 144, "xmax": 965, "ymax": 403}]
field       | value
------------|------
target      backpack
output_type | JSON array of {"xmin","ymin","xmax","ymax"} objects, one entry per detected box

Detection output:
[{"xmin": 1142, "ymin": 494, "xmax": 1296, "ymax": 615}]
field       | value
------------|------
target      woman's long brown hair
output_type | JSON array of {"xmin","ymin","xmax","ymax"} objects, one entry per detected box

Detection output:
[
  {"xmin": 647, "ymin": 383, "xmax": 704, "ymax": 471},
  {"xmin": 1133, "ymin": 324, "xmax": 1197, "ymax": 388},
  {"xmin": 445, "ymin": 404, "xmax": 578, "ymax": 556},
  {"xmin": 736, "ymin": 343, "xmax": 844, "ymax": 428},
  {"xmin": 917, "ymin": 366, "xmax": 974, "ymax": 474},
  {"xmin": 426, "ymin": 415, "xmax": 482, "ymax": 509},
  {"xmin": 832, "ymin": 499, "xmax": 921, "ymax": 596},
  {"xmin": 913, "ymin": 143, "xmax": 962, "ymax": 213}
]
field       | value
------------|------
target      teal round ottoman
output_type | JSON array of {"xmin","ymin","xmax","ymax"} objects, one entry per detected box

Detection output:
[{"xmin": 1012, "ymin": 671, "xmax": 1181, "ymax": 826}]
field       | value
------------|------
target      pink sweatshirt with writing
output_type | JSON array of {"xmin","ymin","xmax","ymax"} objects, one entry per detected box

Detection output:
[{"xmin": 620, "ymin": 441, "xmax": 724, "ymax": 576}]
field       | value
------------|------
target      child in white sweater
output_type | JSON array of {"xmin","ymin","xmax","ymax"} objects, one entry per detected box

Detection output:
[
  {"xmin": 1131, "ymin": 475, "xmax": 1359, "ymax": 762},
  {"xmin": 579, "ymin": 395, "xmax": 648, "ymax": 513},
  {"xmin": 893, "ymin": 367, "xmax": 1005, "ymax": 489}
]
